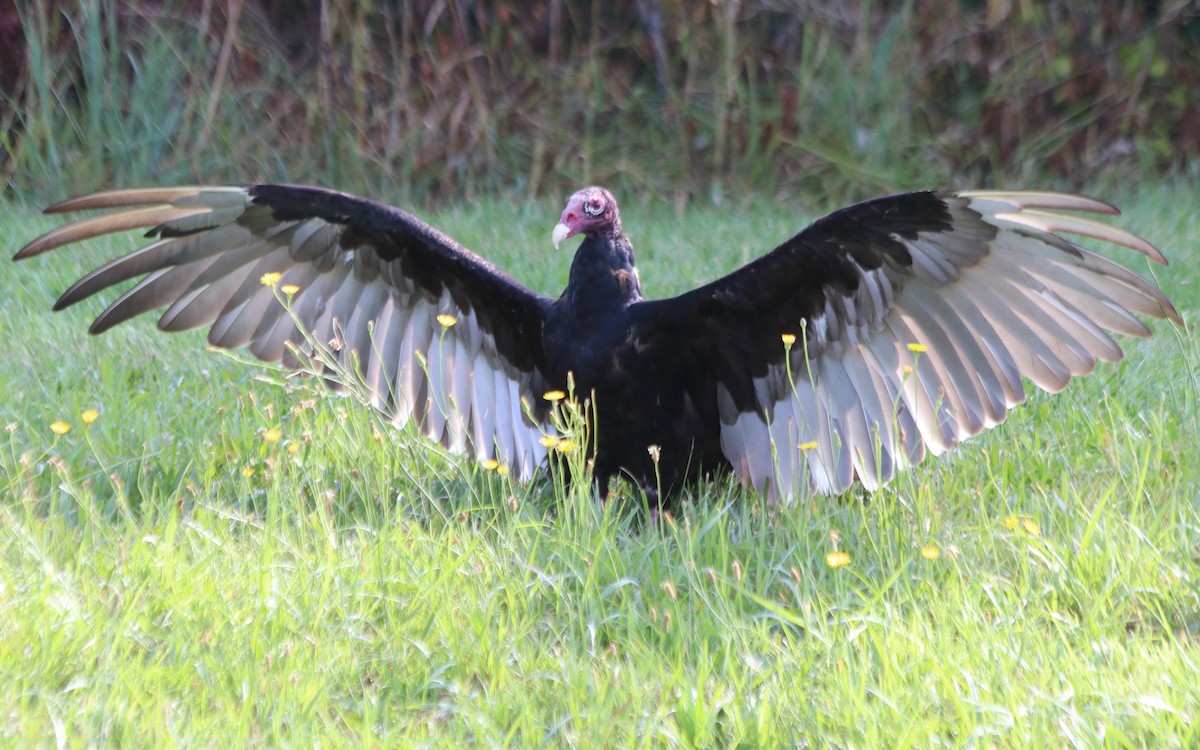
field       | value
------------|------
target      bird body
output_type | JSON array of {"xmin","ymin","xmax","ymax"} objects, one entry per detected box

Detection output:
[
  {"xmin": 544, "ymin": 214, "xmax": 694, "ymax": 500},
  {"xmin": 16, "ymin": 183, "xmax": 1181, "ymax": 506}
]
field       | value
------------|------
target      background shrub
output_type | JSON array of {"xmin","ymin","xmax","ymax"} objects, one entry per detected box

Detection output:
[{"xmin": 3, "ymin": 0, "xmax": 1197, "ymax": 206}]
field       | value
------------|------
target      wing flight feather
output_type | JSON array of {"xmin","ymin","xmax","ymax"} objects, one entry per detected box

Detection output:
[{"xmin": 17, "ymin": 184, "xmax": 557, "ymax": 476}]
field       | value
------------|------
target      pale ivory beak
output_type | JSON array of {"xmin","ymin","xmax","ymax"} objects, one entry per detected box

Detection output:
[{"xmin": 552, "ymin": 222, "xmax": 572, "ymax": 249}]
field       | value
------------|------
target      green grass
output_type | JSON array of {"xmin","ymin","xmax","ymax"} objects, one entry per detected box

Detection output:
[{"xmin": 1, "ymin": 184, "xmax": 1198, "ymax": 746}]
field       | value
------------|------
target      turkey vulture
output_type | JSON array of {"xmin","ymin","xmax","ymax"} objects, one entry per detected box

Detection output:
[{"xmin": 15, "ymin": 184, "xmax": 1181, "ymax": 506}]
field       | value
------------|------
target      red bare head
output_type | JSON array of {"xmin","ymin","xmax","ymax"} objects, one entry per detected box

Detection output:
[{"xmin": 552, "ymin": 186, "xmax": 621, "ymax": 248}]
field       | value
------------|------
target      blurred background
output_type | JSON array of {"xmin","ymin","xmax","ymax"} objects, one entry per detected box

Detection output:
[{"xmin": 2, "ymin": 0, "xmax": 1198, "ymax": 208}]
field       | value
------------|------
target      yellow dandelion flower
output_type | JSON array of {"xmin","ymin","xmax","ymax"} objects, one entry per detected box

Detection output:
[
  {"xmin": 555, "ymin": 439, "xmax": 577, "ymax": 453},
  {"xmin": 496, "ymin": 465, "xmax": 510, "ymax": 476},
  {"xmin": 906, "ymin": 342, "xmax": 928, "ymax": 353},
  {"xmin": 287, "ymin": 442, "xmax": 300, "ymax": 455},
  {"xmin": 798, "ymin": 440, "xmax": 819, "ymax": 451},
  {"xmin": 262, "ymin": 427, "xmax": 282, "ymax": 443},
  {"xmin": 481, "ymin": 458, "xmax": 500, "ymax": 471},
  {"xmin": 781, "ymin": 333, "xmax": 797, "ymax": 346},
  {"xmin": 1003, "ymin": 515, "xmax": 1041, "ymax": 535},
  {"xmin": 241, "ymin": 466, "xmax": 256, "ymax": 478},
  {"xmin": 903, "ymin": 365, "xmax": 914, "ymax": 374},
  {"xmin": 280, "ymin": 284, "xmax": 300, "ymax": 296},
  {"xmin": 259, "ymin": 272, "xmax": 282, "ymax": 286},
  {"xmin": 50, "ymin": 421, "xmax": 71, "ymax": 435},
  {"xmin": 81, "ymin": 409, "xmax": 99, "ymax": 425},
  {"xmin": 920, "ymin": 545, "xmax": 940, "ymax": 561},
  {"xmin": 436, "ymin": 313, "xmax": 458, "ymax": 328},
  {"xmin": 539, "ymin": 435, "xmax": 561, "ymax": 448},
  {"xmin": 543, "ymin": 389, "xmax": 566, "ymax": 402},
  {"xmin": 825, "ymin": 551, "xmax": 851, "ymax": 569}
]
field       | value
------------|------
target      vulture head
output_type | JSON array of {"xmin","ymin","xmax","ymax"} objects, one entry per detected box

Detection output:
[{"xmin": 552, "ymin": 186, "xmax": 621, "ymax": 247}]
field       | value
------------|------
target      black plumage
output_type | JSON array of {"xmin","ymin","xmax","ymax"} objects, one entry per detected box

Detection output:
[{"xmin": 16, "ymin": 184, "xmax": 1181, "ymax": 506}]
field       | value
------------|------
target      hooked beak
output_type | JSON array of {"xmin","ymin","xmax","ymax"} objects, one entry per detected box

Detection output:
[{"xmin": 551, "ymin": 222, "xmax": 573, "ymax": 249}]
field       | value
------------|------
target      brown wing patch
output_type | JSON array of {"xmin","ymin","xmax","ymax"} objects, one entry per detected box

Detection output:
[{"xmin": 612, "ymin": 268, "xmax": 639, "ymax": 296}]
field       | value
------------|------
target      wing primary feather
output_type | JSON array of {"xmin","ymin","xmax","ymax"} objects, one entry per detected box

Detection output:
[
  {"xmin": 955, "ymin": 274, "xmax": 1074, "ymax": 391},
  {"xmin": 447, "ymin": 333, "xmax": 473, "ymax": 453},
  {"xmin": 507, "ymin": 379, "xmax": 533, "ymax": 476},
  {"xmin": 982, "ymin": 272, "xmax": 1098, "ymax": 375},
  {"xmin": 470, "ymin": 350, "xmax": 497, "ymax": 459},
  {"xmin": 42, "ymin": 186, "xmax": 248, "ymax": 214},
  {"xmin": 248, "ymin": 266, "xmax": 325, "ymax": 360},
  {"xmin": 265, "ymin": 270, "xmax": 325, "ymax": 359},
  {"xmin": 18, "ymin": 206, "xmax": 215, "ymax": 259},
  {"xmin": 92, "ymin": 257, "xmax": 220, "ymax": 334},
  {"xmin": 993, "ymin": 210, "xmax": 1166, "ymax": 264},
  {"xmin": 203, "ymin": 247, "xmax": 296, "ymax": 351},
  {"xmin": 716, "ymin": 386, "xmax": 753, "ymax": 480},
  {"xmin": 837, "ymin": 347, "xmax": 898, "ymax": 489},
  {"xmin": 343, "ymin": 280, "xmax": 390, "ymax": 391},
  {"xmin": 882, "ymin": 316, "xmax": 957, "ymax": 452},
  {"xmin": 423, "ymin": 329, "xmax": 451, "ymax": 444},
  {"xmin": 859, "ymin": 335, "xmax": 926, "ymax": 467},
  {"xmin": 364, "ymin": 294, "xmax": 402, "ymax": 415},
  {"xmin": 740, "ymin": 410, "xmax": 776, "ymax": 494},
  {"xmin": 895, "ymin": 304, "xmax": 986, "ymax": 434},
  {"xmin": 787, "ymin": 376, "xmax": 836, "ymax": 494},
  {"xmin": 935, "ymin": 284, "xmax": 1024, "ymax": 412},
  {"xmin": 764, "ymin": 398, "xmax": 792, "ymax": 496},
  {"xmin": 54, "ymin": 225, "xmax": 251, "ymax": 309},
  {"xmin": 280, "ymin": 264, "xmax": 350, "ymax": 351},
  {"xmin": 910, "ymin": 287, "xmax": 1007, "ymax": 423},
  {"xmin": 491, "ymin": 368, "xmax": 516, "ymax": 467},
  {"xmin": 814, "ymin": 356, "xmax": 873, "ymax": 490},
  {"xmin": 398, "ymin": 302, "xmax": 433, "ymax": 430},
  {"xmin": 959, "ymin": 190, "xmax": 1120, "ymax": 215}
]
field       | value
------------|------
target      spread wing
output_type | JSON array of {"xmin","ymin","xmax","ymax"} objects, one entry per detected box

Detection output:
[
  {"xmin": 632, "ymin": 190, "xmax": 1181, "ymax": 500},
  {"xmin": 16, "ymin": 184, "xmax": 558, "ymax": 478}
]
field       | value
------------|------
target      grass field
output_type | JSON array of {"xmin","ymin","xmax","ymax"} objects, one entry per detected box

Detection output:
[{"xmin": 1, "ymin": 183, "xmax": 1197, "ymax": 747}]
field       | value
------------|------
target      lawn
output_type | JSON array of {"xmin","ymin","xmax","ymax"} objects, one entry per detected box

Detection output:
[{"xmin": 1, "ymin": 183, "xmax": 1197, "ymax": 747}]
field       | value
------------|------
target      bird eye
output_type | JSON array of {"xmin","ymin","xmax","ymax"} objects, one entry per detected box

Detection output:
[{"xmin": 584, "ymin": 198, "xmax": 603, "ymax": 216}]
